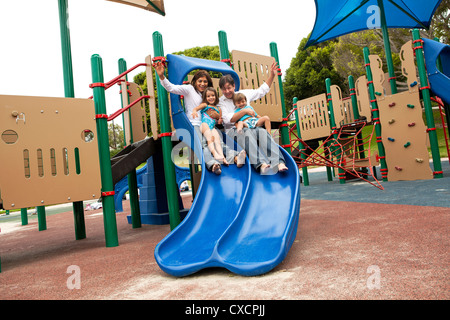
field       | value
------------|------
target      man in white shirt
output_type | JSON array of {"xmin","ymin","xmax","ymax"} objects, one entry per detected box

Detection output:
[{"xmin": 219, "ymin": 62, "xmax": 288, "ymax": 174}]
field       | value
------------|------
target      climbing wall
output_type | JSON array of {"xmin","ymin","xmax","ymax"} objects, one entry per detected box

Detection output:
[{"xmin": 370, "ymin": 41, "xmax": 433, "ymax": 181}]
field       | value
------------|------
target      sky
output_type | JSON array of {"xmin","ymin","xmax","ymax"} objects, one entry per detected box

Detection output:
[{"xmin": 0, "ymin": 0, "xmax": 316, "ymax": 115}]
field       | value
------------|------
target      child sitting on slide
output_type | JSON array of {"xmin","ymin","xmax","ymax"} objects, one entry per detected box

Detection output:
[
  {"xmin": 233, "ymin": 93, "xmax": 271, "ymax": 134},
  {"xmin": 192, "ymin": 87, "xmax": 229, "ymax": 166}
]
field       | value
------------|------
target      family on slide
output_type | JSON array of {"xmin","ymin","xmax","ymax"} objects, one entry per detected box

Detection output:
[{"xmin": 154, "ymin": 59, "xmax": 288, "ymax": 175}]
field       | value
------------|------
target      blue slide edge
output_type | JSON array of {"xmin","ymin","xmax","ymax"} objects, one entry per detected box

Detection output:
[{"xmin": 423, "ymin": 38, "xmax": 450, "ymax": 105}]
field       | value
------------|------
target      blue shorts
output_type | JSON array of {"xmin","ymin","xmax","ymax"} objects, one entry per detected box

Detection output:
[{"xmin": 244, "ymin": 117, "xmax": 259, "ymax": 129}]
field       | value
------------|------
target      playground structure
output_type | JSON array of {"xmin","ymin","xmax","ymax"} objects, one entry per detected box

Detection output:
[
  {"xmin": 0, "ymin": 23, "xmax": 300, "ymax": 276},
  {"xmin": 1, "ymin": 0, "xmax": 448, "ymax": 277},
  {"xmin": 288, "ymin": 31, "xmax": 450, "ymax": 187}
]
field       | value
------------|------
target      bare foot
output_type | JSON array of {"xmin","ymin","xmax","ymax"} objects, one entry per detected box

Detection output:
[
  {"xmin": 212, "ymin": 163, "xmax": 221, "ymax": 175},
  {"xmin": 222, "ymin": 157, "xmax": 229, "ymax": 166},
  {"xmin": 260, "ymin": 163, "xmax": 271, "ymax": 175},
  {"xmin": 235, "ymin": 150, "xmax": 246, "ymax": 168},
  {"xmin": 213, "ymin": 153, "xmax": 228, "ymax": 166}
]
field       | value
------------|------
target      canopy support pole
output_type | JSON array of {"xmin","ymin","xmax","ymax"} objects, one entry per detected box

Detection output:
[
  {"xmin": 378, "ymin": 0, "xmax": 398, "ymax": 94},
  {"xmin": 58, "ymin": 0, "xmax": 86, "ymax": 240}
]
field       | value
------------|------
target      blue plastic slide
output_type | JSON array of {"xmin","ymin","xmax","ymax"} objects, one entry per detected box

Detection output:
[
  {"xmin": 423, "ymin": 38, "xmax": 450, "ymax": 105},
  {"xmin": 154, "ymin": 54, "xmax": 301, "ymax": 277}
]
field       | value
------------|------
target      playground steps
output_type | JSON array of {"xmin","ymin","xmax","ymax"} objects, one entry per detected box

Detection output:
[{"xmin": 111, "ymin": 137, "xmax": 159, "ymax": 185}]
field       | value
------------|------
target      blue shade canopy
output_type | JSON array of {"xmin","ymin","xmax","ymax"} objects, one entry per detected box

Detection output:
[{"xmin": 305, "ymin": 0, "xmax": 443, "ymax": 47}]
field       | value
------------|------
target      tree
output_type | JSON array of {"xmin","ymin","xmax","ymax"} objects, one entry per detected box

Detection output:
[
  {"xmin": 172, "ymin": 46, "xmax": 225, "ymax": 78},
  {"xmin": 108, "ymin": 122, "xmax": 124, "ymax": 153},
  {"xmin": 283, "ymin": 37, "xmax": 346, "ymax": 108},
  {"xmin": 133, "ymin": 45, "xmax": 229, "ymax": 136},
  {"xmin": 173, "ymin": 46, "xmax": 221, "ymax": 61},
  {"xmin": 430, "ymin": 0, "xmax": 450, "ymax": 43},
  {"xmin": 283, "ymin": 1, "xmax": 449, "ymax": 109},
  {"xmin": 331, "ymin": 28, "xmax": 411, "ymax": 91}
]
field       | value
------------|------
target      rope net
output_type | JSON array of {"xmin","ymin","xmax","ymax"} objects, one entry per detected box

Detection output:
[{"xmin": 288, "ymin": 120, "xmax": 384, "ymax": 190}]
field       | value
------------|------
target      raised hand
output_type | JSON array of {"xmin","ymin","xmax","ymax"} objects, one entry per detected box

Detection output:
[{"xmin": 155, "ymin": 61, "xmax": 166, "ymax": 80}]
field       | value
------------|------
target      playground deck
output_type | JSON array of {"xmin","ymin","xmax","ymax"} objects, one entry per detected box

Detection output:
[{"xmin": 0, "ymin": 162, "xmax": 449, "ymax": 300}]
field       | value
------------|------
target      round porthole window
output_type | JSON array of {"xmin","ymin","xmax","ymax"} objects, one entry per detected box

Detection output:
[
  {"xmin": 2, "ymin": 130, "xmax": 18, "ymax": 144},
  {"xmin": 82, "ymin": 130, "xmax": 95, "ymax": 142}
]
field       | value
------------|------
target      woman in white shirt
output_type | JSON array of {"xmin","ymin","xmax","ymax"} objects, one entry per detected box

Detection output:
[{"xmin": 154, "ymin": 62, "xmax": 245, "ymax": 174}]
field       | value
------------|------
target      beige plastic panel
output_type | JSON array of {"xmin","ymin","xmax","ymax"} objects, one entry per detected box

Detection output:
[
  {"xmin": 295, "ymin": 93, "xmax": 331, "ymax": 141},
  {"xmin": 369, "ymin": 55, "xmax": 387, "ymax": 101},
  {"xmin": 369, "ymin": 42, "xmax": 432, "ymax": 181},
  {"xmin": 106, "ymin": 0, "xmax": 165, "ymax": 14},
  {"xmin": 330, "ymin": 84, "xmax": 355, "ymax": 127},
  {"xmin": 232, "ymin": 50, "xmax": 283, "ymax": 122},
  {"xmin": 121, "ymin": 81, "xmax": 150, "ymax": 144},
  {"xmin": 145, "ymin": 55, "xmax": 159, "ymax": 139},
  {"xmin": 355, "ymin": 75, "xmax": 372, "ymax": 120},
  {"xmin": 0, "ymin": 95, "xmax": 101, "ymax": 209},
  {"xmin": 399, "ymin": 40, "xmax": 420, "ymax": 94}
]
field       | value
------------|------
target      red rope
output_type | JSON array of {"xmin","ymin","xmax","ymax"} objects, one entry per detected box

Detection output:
[{"xmin": 289, "ymin": 121, "xmax": 384, "ymax": 190}]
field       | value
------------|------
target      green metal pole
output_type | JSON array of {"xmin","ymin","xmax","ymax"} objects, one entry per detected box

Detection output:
[
  {"xmin": 152, "ymin": 32, "xmax": 181, "ymax": 230},
  {"xmin": 364, "ymin": 47, "xmax": 388, "ymax": 181},
  {"xmin": 21, "ymin": 208, "xmax": 28, "ymax": 226},
  {"xmin": 91, "ymin": 54, "xmax": 119, "ymax": 247},
  {"xmin": 349, "ymin": 75, "xmax": 367, "ymax": 168},
  {"xmin": 58, "ymin": 0, "xmax": 75, "ymax": 98},
  {"xmin": 293, "ymin": 97, "xmax": 309, "ymax": 186},
  {"xmin": 326, "ymin": 78, "xmax": 346, "ymax": 184},
  {"xmin": 218, "ymin": 31, "xmax": 231, "ymax": 67},
  {"xmin": 377, "ymin": 0, "xmax": 397, "ymax": 94},
  {"xmin": 37, "ymin": 206, "xmax": 47, "ymax": 231},
  {"xmin": 118, "ymin": 59, "xmax": 141, "ymax": 229},
  {"xmin": 412, "ymin": 29, "xmax": 443, "ymax": 178},
  {"xmin": 58, "ymin": 0, "xmax": 86, "ymax": 240},
  {"xmin": 270, "ymin": 42, "xmax": 291, "ymax": 155}
]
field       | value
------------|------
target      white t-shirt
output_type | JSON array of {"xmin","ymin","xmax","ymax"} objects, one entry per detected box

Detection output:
[
  {"xmin": 219, "ymin": 82, "xmax": 271, "ymax": 132},
  {"xmin": 160, "ymin": 78, "xmax": 202, "ymax": 126}
]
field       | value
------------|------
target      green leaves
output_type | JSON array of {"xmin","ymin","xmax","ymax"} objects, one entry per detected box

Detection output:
[{"xmin": 283, "ymin": 37, "xmax": 345, "ymax": 107}]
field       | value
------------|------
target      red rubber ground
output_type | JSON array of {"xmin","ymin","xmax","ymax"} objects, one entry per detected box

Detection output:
[{"xmin": 0, "ymin": 196, "xmax": 448, "ymax": 300}]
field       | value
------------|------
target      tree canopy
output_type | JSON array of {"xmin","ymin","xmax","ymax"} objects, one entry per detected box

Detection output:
[
  {"xmin": 283, "ymin": 37, "xmax": 346, "ymax": 106},
  {"xmin": 283, "ymin": 0, "xmax": 450, "ymax": 110}
]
